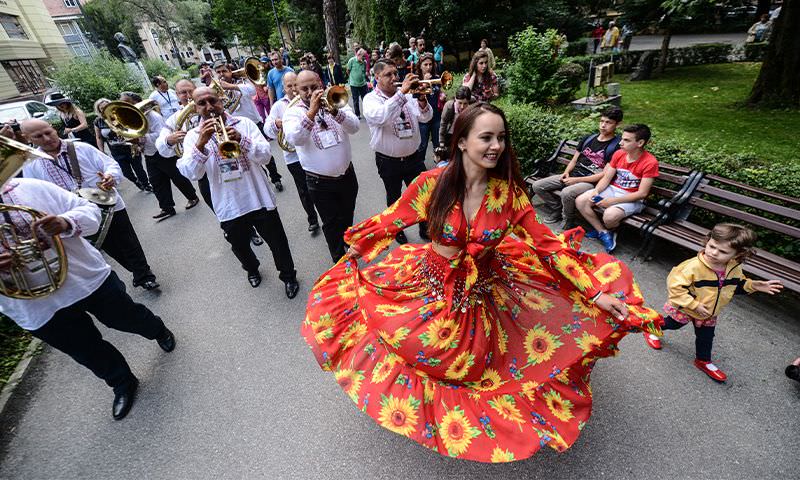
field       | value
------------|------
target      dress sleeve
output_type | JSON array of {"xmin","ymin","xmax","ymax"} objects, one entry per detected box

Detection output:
[
  {"xmin": 344, "ymin": 170, "xmax": 438, "ymax": 262},
  {"xmin": 509, "ymin": 185, "xmax": 602, "ymax": 298}
]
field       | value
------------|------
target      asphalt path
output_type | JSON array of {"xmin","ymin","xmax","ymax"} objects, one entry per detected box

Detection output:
[{"xmin": 1, "ymin": 121, "xmax": 798, "ymax": 479}]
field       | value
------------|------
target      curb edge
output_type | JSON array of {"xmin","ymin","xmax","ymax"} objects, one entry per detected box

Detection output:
[{"xmin": 0, "ymin": 338, "xmax": 42, "ymax": 418}]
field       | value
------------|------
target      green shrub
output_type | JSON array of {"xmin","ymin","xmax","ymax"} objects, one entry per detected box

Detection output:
[
  {"xmin": 50, "ymin": 53, "xmax": 145, "ymax": 111},
  {"xmin": 141, "ymin": 58, "xmax": 178, "ymax": 82},
  {"xmin": 186, "ymin": 64, "xmax": 200, "ymax": 79},
  {"xmin": 564, "ymin": 38, "xmax": 589, "ymax": 57},
  {"xmin": 553, "ymin": 62, "xmax": 584, "ymax": 103},
  {"xmin": 505, "ymin": 28, "xmax": 567, "ymax": 105}
]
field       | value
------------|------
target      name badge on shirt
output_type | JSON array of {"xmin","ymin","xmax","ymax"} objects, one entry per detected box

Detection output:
[
  {"xmin": 318, "ymin": 129, "xmax": 339, "ymax": 149},
  {"xmin": 219, "ymin": 159, "xmax": 242, "ymax": 182},
  {"xmin": 394, "ymin": 117, "xmax": 413, "ymax": 138}
]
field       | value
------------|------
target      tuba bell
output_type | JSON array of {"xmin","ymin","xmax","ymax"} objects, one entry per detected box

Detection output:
[
  {"xmin": 102, "ymin": 99, "xmax": 160, "ymax": 139},
  {"xmin": 0, "ymin": 135, "xmax": 68, "ymax": 299},
  {"xmin": 232, "ymin": 57, "xmax": 266, "ymax": 86},
  {"xmin": 276, "ymin": 96, "xmax": 302, "ymax": 153}
]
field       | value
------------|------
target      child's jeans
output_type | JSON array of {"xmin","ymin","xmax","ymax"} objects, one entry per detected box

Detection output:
[{"xmin": 662, "ymin": 315, "xmax": 715, "ymax": 361}]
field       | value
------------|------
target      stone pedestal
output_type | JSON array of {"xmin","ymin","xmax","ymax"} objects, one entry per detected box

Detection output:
[
  {"xmin": 125, "ymin": 61, "xmax": 151, "ymax": 91},
  {"xmin": 571, "ymin": 95, "xmax": 622, "ymax": 110}
]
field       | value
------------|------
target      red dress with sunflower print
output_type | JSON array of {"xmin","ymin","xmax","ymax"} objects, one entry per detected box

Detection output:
[{"xmin": 301, "ymin": 167, "xmax": 662, "ymax": 463}]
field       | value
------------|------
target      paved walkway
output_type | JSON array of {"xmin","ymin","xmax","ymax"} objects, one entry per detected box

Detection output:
[{"xmin": 1, "ymin": 122, "xmax": 798, "ymax": 479}]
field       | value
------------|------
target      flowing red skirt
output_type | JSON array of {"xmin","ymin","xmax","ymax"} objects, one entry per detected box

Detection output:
[{"xmin": 301, "ymin": 234, "xmax": 662, "ymax": 463}]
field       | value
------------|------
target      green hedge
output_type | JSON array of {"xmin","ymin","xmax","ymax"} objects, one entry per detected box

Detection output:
[
  {"xmin": 565, "ymin": 43, "xmax": 765, "ymax": 75},
  {"xmin": 564, "ymin": 38, "xmax": 589, "ymax": 57},
  {"xmin": 501, "ymin": 100, "xmax": 800, "ymax": 259},
  {"xmin": 51, "ymin": 53, "xmax": 145, "ymax": 111}
]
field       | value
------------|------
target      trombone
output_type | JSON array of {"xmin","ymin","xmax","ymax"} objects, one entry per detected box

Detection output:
[
  {"xmin": 101, "ymin": 99, "xmax": 160, "ymax": 139},
  {"xmin": 395, "ymin": 71, "xmax": 454, "ymax": 95}
]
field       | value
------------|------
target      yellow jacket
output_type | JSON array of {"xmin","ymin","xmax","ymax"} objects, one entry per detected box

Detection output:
[{"xmin": 667, "ymin": 252, "xmax": 756, "ymax": 319}]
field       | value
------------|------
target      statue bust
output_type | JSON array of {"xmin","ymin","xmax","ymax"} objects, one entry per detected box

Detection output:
[{"xmin": 115, "ymin": 32, "xmax": 138, "ymax": 62}]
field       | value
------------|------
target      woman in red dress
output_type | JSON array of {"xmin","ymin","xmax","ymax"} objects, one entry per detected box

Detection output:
[{"xmin": 301, "ymin": 103, "xmax": 661, "ymax": 463}]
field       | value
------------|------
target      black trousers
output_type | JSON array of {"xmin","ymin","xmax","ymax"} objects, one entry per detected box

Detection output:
[
  {"xmin": 663, "ymin": 315, "xmax": 716, "ymax": 361},
  {"xmin": 255, "ymin": 121, "xmax": 282, "ymax": 184},
  {"xmin": 102, "ymin": 208, "xmax": 155, "ymax": 285},
  {"xmin": 30, "ymin": 272, "xmax": 166, "ymax": 395},
  {"xmin": 198, "ymin": 174, "xmax": 213, "ymax": 211},
  {"xmin": 350, "ymin": 85, "xmax": 368, "ymax": 117},
  {"xmin": 219, "ymin": 208, "xmax": 296, "ymax": 281},
  {"xmin": 144, "ymin": 152, "xmax": 198, "ymax": 211},
  {"xmin": 287, "ymin": 161, "xmax": 319, "ymax": 227},
  {"xmin": 375, "ymin": 152, "xmax": 428, "ymax": 237},
  {"xmin": 110, "ymin": 146, "xmax": 149, "ymax": 186},
  {"xmin": 305, "ymin": 165, "xmax": 358, "ymax": 262}
]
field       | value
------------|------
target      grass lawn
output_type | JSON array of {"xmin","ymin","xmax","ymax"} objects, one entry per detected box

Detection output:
[
  {"xmin": 0, "ymin": 316, "xmax": 32, "ymax": 388},
  {"xmin": 613, "ymin": 63, "xmax": 800, "ymax": 163}
]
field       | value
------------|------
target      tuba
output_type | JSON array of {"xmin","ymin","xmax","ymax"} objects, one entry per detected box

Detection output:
[
  {"xmin": 102, "ymin": 99, "xmax": 160, "ymax": 139},
  {"xmin": 172, "ymin": 101, "xmax": 199, "ymax": 157},
  {"xmin": 276, "ymin": 96, "xmax": 302, "ymax": 153},
  {"xmin": 232, "ymin": 57, "xmax": 266, "ymax": 86},
  {"xmin": 0, "ymin": 136, "xmax": 68, "ymax": 299}
]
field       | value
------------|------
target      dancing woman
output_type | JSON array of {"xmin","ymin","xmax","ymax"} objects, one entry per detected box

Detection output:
[{"xmin": 301, "ymin": 103, "xmax": 661, "ymax": 463}]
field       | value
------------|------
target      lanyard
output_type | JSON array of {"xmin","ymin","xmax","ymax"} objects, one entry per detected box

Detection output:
[{"xmin": 158, "ymin": 90, "xmax": 174, "ymax": 108}]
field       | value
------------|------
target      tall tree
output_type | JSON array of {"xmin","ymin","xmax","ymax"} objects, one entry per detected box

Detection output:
[
  {"xmin": 211, "ymin": 0, "xmax": 275, "ymax": 55},
  {"xmin": 323, "ymin": 0, "xmax": 340, "ymax": 61},
  {"xmin": 748, "ymin": 0, "xmax": 800, "ymax": 107},
  {"xmin": 125, "ymin": 0, "xmax": 187, "ymax": 67},
  {"xmin": 80, "ymin": 0, "xmax": 143, "ymax": 57}
]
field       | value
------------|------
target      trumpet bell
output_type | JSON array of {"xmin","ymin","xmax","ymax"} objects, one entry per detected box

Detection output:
[
  {"xmin": 440, "ymin": 71, "xmax": 454, "ymax": 90},
  {"xmin": 324, "ymin": 85, "xmax": 349, "ymax": 111}
]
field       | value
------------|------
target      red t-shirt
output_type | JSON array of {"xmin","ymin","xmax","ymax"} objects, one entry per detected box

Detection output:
[{"xmin": 610, "ymin": 149, "xmax": 659, "ymax": 192}]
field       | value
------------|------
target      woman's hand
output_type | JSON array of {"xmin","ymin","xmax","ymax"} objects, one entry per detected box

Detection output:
[
  {"xmin": 345, "ymin": 244, "xmax": 362, "ymax": 259},
  {"xmin": 594, "ymin": 293, "xmax": 628, "ymax": 321}
]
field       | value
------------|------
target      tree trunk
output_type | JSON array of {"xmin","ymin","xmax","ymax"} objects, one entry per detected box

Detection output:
[
  {"xmin": 748, "ymin": 0, "xmax": 800, "ymax": 107},
  {"xmin": 323, "ymin": 0, "xmax": 339, "ymax": 61},
  {"xmin": 656, "ymin": 29, "xmax": 671, "ymax": 74}
]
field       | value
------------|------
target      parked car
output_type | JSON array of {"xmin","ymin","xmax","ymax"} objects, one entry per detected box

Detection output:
[{"xmin": 0, "ymin": 100, "xmax": 64, "ymax": 133}]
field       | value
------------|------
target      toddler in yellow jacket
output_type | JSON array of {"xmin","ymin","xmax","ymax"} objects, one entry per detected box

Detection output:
[{"xmin": 644, "ymin": 223, "xmax": 783, "ymax": 381}]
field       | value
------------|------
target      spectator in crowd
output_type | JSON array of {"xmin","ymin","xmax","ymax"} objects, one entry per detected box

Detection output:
[
  {"xmin": 386, "ymin": 43, "xmax": 412, "ymax": 78},
  {"xmin": 306, "ymin": 53, "xmax": 324, "ymax": 78},
  {"xmin": 149, "ymin": 76, "xmax": 181, "ymax": 118},
  {"xmin": 298, "ymin": 56, "xmax": 309, "ymax": 71},
  {"xmin": 436, "ymin": 86, "xmax": 473, "ymax": 166},
  {"xmin": 620, "ymin": 23, "xmax": 634, "ymax": 52},
  {"xmin": 46, "ymin": 93, "xmax": 96, "ymax": 148},
  {"xmin": 280, "ymin": 46, "xmax": 291, "ymax": 67},
  {"xmin": 602, "ymin": 21, "xmax": 620, "ymax": 52},
  {"xmin": 478, "ymin": 38, "xmax": 496, "ymax": 69},
  {"xmin": 746, "ymin": 14, "xmax": 772, "ymax": 43},
  {"xmin": 531, "ymin": 107, "xmax": 624, "ymax": 230},
  {"xmin": 253, "ymin": 56, "xmax": 273, "ymax": 122},
  {"xmin": 462, "ymin": 51, "xmax": 499, "ymax": 102},
  {"xmin": 322, "ymin": 53, "xmax": 345, "ymax": 87},
  {"xmin": 346, "ymin": 48, "xmax": 369, "ymax": 119},
  {"xmin": 432, "ymin": 39, "xmax": 444, "ymax": 73},
  {"xmin": 576, "ymin": 124, "xmax": 659, "ymax": 253},
  {"xmin": 592, "ymin": 23, "xmax": 605, "ymax": 54},
  {"xmin": 369, "ymin": 49, "xmax": 380, "ymax": 87},
  {"xmin": 416, "ymin": 53, "xmax": 444, "ymax": 160},
  {"xmin": 267, "ymin": 51, "xmax": 294, "ymax": 104}
]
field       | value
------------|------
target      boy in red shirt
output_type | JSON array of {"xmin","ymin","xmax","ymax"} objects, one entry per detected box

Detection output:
[{"xmin": 576, "ymin": 124, "xmax": 659, "ymax": 252}]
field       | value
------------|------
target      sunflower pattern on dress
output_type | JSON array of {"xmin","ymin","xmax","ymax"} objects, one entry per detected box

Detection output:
[{"xmin": 302, "ymin": 167, "xmax": 661, "ymax": 463}]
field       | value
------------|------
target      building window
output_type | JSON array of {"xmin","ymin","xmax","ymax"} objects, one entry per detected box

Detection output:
[
  {"xmin": 2, "ymin": 60, "xmax": 47, "ymax": 94},
  {"xmin": 70, "ymin": 43, "xmax": 90, "ymax": 57},
  {"xmin": 58, "ymin": 22, "xmax": 76, "ymax": 36},
  {"xmin": 63, "ymin": 0, "xmax": 79, "ymax": 7},
  {"xmin": 0, "ymin": 14, "xmax": 29, "ymax": 40}
]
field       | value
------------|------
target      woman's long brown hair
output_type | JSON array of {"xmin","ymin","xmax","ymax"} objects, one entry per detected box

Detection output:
[
  {"xmin": 426, "ymin": 102, "xmax": 524, "ymax": 240},
  {"xmin": 467, "ymin": 51, "xmax": 493, "ymax": 88}
]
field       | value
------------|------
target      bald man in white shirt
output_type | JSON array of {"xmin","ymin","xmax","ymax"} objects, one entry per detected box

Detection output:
[{"xmin": 0, "ymin": 177, "xmax": 175, "ymax": 420}]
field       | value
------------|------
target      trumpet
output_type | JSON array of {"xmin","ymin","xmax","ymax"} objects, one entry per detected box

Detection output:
[
  {"xmin": 395, "ymin": 71, "xmax": 454, "ymax": 95},
  {"xmin": 209, "ymin": 113, "xmax": 240, "ymax": 159},
  {"xmin": 321, "ymin": 85, "xmax": 349, "ymax": 115}
]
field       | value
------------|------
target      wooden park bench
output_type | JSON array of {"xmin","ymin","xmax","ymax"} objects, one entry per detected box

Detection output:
[
  {"xmin": 637, "ymin": 173, "xmax": 800, "ymax": 293},
  {"xmin": 524, "ymin": 139, "xmax": 704, "ymax": 238}
]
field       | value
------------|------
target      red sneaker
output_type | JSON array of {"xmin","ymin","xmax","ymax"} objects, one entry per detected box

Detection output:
[
  {"xmin": 643, "ymin": 332, "xmax": 662, "ymax": 350},
  {"xmin": 694, "ymin": 359, "xmax": 727, "ymax": 382}
]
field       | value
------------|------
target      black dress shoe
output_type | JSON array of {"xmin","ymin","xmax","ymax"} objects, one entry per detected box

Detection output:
[
  {"xmin": 396, "ymin": 231, "xmax": 408, "ymax": 245},
  {"xmin": 156, "ymin": 327, "xmax": 176, "ymax": 352},
  {"xmin": 251, "ymin": 233, "xmax": 264, "ymax": 246},
  {"xmin": 140, "ymin": 279, "xmax": 160, "ymax": 290},
  {"xmin": 112, "ymin": 378, "xmax": 138, "ymax": 420},
  {"xmin": 153, "ymin": 209, "xmax": 176, "ymax": 220},
  {"xmin": 273, "ymin": 180, "xmax": 284, "ymax": 192},
  {"xmin": 185, "ymin": 198, "xmax": 200, "ymax": 210},
  {"xmin": 285, "ymin": 279, "xmax": 299, "ymax": 299},
  {"xmin": 308, "ymin": 223, "xmax": 320, "ymax": 232},
  {"xmin": 248, "ymin": 271, "xmax": 262, "ymax": 288}
]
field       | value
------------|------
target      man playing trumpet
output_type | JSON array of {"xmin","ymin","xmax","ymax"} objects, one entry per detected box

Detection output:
[
  {"xmin": 177, "ymin": 87, "xmax": 299, "ymax": 297},
  {"xmin": 283, "ymin": 71, "xmax": 361, "ymax": 262},
  {"xmin": 263, "ymin": 71, "xmax": 320, "ymax": 233},
  {"xmin": 17, "ymin": 119, "xmax": 160, "ymax": 291}
]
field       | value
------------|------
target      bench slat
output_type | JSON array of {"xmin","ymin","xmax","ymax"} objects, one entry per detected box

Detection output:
[
  {"xmin": 688, "ymin": 197, "xmax": 800, "ymax": 238},
  {"xmin": 695, "ymin": 184, "xmax": 800, "ymax": 221},
  {"xmin": 705, "ymin": 174, "xmax": 800, "ymax": 207}
]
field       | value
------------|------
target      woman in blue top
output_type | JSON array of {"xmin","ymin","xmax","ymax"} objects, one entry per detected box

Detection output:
[{"xmin": 432, "ymin": 40, "xmax": 444, "ymax": 74}]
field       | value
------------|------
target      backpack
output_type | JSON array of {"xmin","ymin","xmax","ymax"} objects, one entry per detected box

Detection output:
[{"xmin": 579, "ymin": 133, "xmax": 621, "ymax": 163}]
